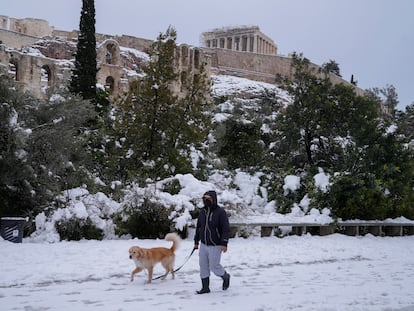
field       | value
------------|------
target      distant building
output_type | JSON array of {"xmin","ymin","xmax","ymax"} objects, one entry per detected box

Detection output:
[
  {"xmin": 0, "ymin": 15, "xmax": 53, "ymax": 38},
  {"xmin": 201, "ymin": 26, "xmax": 277, "ymax": 55}
]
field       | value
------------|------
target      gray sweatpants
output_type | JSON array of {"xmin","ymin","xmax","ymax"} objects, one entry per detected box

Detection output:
[{"xmin": 199, "ymin": 243, "xmax": 225, "ymax": 279}]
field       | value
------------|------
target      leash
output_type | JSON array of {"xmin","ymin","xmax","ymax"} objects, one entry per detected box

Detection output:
[{"xmin": 152, "ymin": 247, "xmax": 197, "ymax": 281}]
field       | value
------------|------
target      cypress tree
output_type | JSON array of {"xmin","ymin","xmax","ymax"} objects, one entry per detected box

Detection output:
[{"xmin": 70, "ymin": 0, "xmax": 97, "ymax": 100}]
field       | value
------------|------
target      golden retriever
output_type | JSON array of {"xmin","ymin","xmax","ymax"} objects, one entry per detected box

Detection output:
[{"xmin": 129, "ymin": 232, "xmax": 180, "ymax": 283}]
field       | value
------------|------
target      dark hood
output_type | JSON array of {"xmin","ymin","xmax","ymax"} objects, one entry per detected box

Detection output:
[{"xmin": 204, "ymin": 190, "xmax": 218, "ymax": 208}]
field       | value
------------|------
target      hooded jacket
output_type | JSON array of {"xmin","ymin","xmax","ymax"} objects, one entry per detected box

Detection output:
[{"xmin": 194, "ymin": 190, "xmax": 230, "ymax": 247}]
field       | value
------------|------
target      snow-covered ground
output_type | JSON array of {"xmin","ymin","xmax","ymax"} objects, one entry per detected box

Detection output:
[{"xmin": 1, "ymin": 233, "xmax": 414, "ymax": 311}]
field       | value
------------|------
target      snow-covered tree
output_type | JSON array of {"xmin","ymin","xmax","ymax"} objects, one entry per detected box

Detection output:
[{"xmin": 113, "ymin": 26, "xmax": 211, "ymax": 182}]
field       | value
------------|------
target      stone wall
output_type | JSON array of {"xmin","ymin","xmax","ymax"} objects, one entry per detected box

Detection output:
[
  {"xmin": 53, "ymin": 29, "xmax": 154, "ymax": 53},
  {"xmin": 9, "ymin": 17, "xmax": 53, "ymax": 37},
  {"xmin": 206, "ymin": 48, "xmax": 292, "ymax": 82},
  {"xmin": 0, "ymin": 15, "xmax": 53, "ymax": 47},
  {"xmin": 0, "ymin": 29, "xmax": 39, "ymax": 49},
  {"xmin": 0, "ymin": 15, "xmax": 364, "ymax": 100},
  {"xmin": 206, "ymin": 48, "xmax": 364, "ymax": 96}
]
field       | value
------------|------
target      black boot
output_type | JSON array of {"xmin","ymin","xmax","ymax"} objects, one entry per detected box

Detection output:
[
  {"xmin": 196, "ymin": 277, "xmax": 210, "ymax": 294},
  {"xmin": 222, "ymin": 272, "xmax": 230, "ymax": 290}
]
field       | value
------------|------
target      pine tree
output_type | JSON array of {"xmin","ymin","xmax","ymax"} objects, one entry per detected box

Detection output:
[
  {"xmin": 114, "ymin": 26, "xmax": 211, "ymax": 182},
  {"xmin": 321, "ymin": 59, "xmax": 342, "ymax": 77},
  {"xmin": 70, "ymin": 0, "xmax": 97, "ymax": 100},
  {"xmin": 0, "ymin": 76, "xmax": 37, "ymax": 217},
  {"xmin": 0, "ymin": 75, "xmax": 95, "ymax": 218}
]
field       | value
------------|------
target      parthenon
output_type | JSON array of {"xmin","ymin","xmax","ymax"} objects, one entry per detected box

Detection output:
[{"xmin": 201, "ymin": 26, "xmax": 277, "ymax": 55}]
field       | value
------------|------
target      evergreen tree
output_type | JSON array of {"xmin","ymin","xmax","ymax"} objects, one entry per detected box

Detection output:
[
  {"xmin": 70, "ymin": 0, "xmax": 97, "ymax": 100},
  {"xmin": 274, "ymin": 53, "xmax": 333, "ymax": 169},
  {"xmin": 0, "ymin": 75, "xmax": 95, "ymax": 218},
  {"xmin": 396, "ymin": 103, "xmax": 414, "ymax": 143},
  {"xmin": 321, "ymin": 59, "xmax": 341, "ymax": 77},
  {"xmin": 269, "ymin": 53, "xmax": 414, "ymax": 218},
  {"xmin": 366, "ymin": 84, "xmax": 399, "ymax": 119},
  {"xmin": 274, "ymin": 53, "xmax": 380, "ymax": 172},
  {"xmin": 114, "ymin": 26, "xmax": 211, "ymax": 182},
  {"xmin": 27, "ymin": 91, "xmax": 96, "ymax": 202},
  {"xmin": 0, "ymin": 76, "xmax": 37, "ymax": 217},
  {"xmin": 217, "ymin": 119, "xmax": 265, "ymax": 170}
]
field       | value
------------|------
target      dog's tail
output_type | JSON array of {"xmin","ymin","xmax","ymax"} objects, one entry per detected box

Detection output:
[{"xmin": 165, "ymin": 232, "xmax": 180, "ymax": 253}]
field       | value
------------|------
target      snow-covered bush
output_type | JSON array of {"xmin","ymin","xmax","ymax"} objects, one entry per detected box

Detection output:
[
  {"xmin": 28, "ymin": 188, "xmax": 120, "ymax": 242},
  {"xmin": 114, "ymin": 195, "xmax": 172, "ymax": 239},
  {"xmin": 56, "ymin": 217, "xmax": 104, "ymax": 241}
]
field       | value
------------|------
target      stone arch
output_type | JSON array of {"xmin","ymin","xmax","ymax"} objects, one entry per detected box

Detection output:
[
  {"xmin": 41, "ymin": 64, "xmax": 52, "ymax": 92},
  {"xmin": 105, "ymin": 44, "xmax": 115, "ymax": 64},
  {"xmin": 105, "ymin": 76, "xmax": 115, "ymax": 94},
  {"xmin": 98, "ymin": 39, "xmax": 121, "ymax": 66},
  {"xmin": 8, "ymin": 58, "xmax": 19, "ymax": 81}
]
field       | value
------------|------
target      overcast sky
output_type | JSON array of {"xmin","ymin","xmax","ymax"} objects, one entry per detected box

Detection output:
[{"xmin": 2, "ymin": 0, "xmax": 413, "ymax": 110}]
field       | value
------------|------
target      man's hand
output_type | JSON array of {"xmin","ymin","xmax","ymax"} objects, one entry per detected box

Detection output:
[
  {"xmin": 194, "ymin": 244, "xmax": 199, "ymax": 250},
  {"xmin": 221, "ymin": 245, "xmax": 227, "ymax": 253}
]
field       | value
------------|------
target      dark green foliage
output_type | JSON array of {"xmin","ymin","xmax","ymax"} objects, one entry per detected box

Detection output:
[
  {"xmin": 26, "ymin": 92, "xmax": 96, "ymax": 203},
  {"xmin": 321, "ymin": 59, "xmax": 341, "ymax": 77},
  {"xmin": 0, "ymin": 74, "xmax": 96, "ymax": 219},
  {"xmin": 275, "ymin": 54, "xmax": 333, "ymax": 168},
  {"xmin": 396, "ymin": 103, "xmax": 414, "ymax": 142},
  {"xmin": 316, "ymin": 112, "xmax": 414, "ymax": 220},
  {"xmin": 113, "ymin": 26, "xmax": 211, "ymax": 183},
  {"xmin": 56, "ymin": 218, "xmax": 104, "ymax": 241},
  {"xmin": 273, "ymin": 54, "xmax": 381, "ymax": 171},
  {"xmin": 115, "ymin": 198, "xmax": 172, "ymax": 239},
  {"xmin": 270, "ymin": 53, "xmax": 414, "ymax": 220},
  {"xmin": 217, "ymin": 119, "xmax": 265, "ymax": 170},
  {"xmin": 265, "ymin": 170, "xmax": 312, "ymax": 214},
  {"xmin": 366, "ymin": 84, "xmax": 399, "ymax": 119},
  {"xmin": 0, "ymin": 76, "xmax": 38, "ymax": 217},
  {"xmin": 70, "ymin": 0, "xmax": 97, "ymax": 100},
  {"xmin": 320, "ymin": 174, "xmax": 388, "ymax": 220},
  {"xmin": 82, "ymin": 88, "xmax": 117, "ymax": 186},
  {"xmin": 0, "ymin": 119, "xmax": 36, "ymax": 216},
  {"xmin": 163, "ymin": 178, "xmax": 182, "ymax": 195}
]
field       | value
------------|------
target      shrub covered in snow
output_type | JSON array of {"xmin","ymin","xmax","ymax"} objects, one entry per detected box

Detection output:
[
  {"xmin": 114, "ymin": 195, "xmax": 173, "ymax": 239},
  {"xmin": 28, "ymin": 188, "xmax": 120, "ymax": 243},
  {"xmin": 25, "ymin": 169, "xmax": 337, "ymax": 242}
]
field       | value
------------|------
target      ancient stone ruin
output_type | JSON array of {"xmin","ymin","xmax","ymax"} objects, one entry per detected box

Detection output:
[
  {"xmin": 0, "ymin": 15, "xmax": 362, "ymax": 100},
  {"xmin": 202, "ymin": 25, "xmax": 277, "ymax": 55}
]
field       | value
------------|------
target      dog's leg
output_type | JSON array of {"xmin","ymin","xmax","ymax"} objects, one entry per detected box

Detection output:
[
  {"xmin": 146, "ymin": 266, "xmax": 153, "ymax": 284},
  {"xmin": 170, "ymin": 261, "xmax": 175, "ymax": 279},
  {"xmin": 161, "ymin": 268, "xmax": 169, "ymax": 280},
  {"xmin": 163, "ymin": 263, "xmax": 174, "ymax": 280},
  {"xmin": 130, "ymin": 267, "xmax": 142, "ymax": 282}
]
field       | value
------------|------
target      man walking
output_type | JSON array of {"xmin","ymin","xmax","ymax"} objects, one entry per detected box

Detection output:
[{"xmin": 194, "ymin": 190, "xmax": 230, "ymax": 294}]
